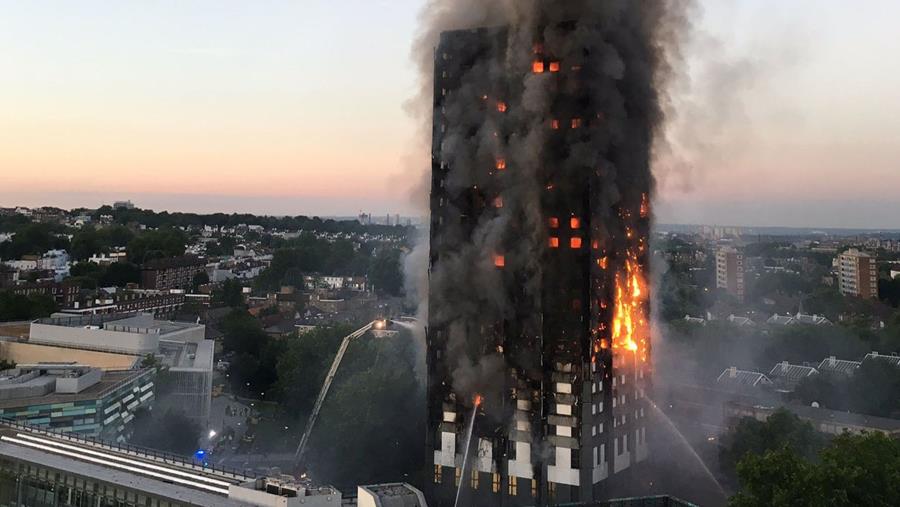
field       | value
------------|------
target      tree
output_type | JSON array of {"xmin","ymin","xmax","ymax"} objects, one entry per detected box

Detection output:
[
  {"xmin": 276, "ymin": 325, "xmax": 351, "ymax": 416},
  {"xmin": 369, "ymin": 248, "xmax": 403, "ymax": 297},
  {"xmin": 192, "ymin": 271, "xmax": 210, "ymax": 292},
  {"xmin": 730, "ymin": 433, "xmax": 900, "ymax": 507},
  {"xmin": 127, "ymin": 229, "xmax": 186, "ymax": 264},
  {"xmin": 214, "ymin": 279, "xmax": 244, "ymax": 308},
  {"xmin": 720, "ymin": 408, "xmax": 825, "ymax": 474},
  {"xmin": 0, "ymin": 291, "xmax": 58, "ymax": 321},
  {"xmin": 0, "ymin": 223, "xmax": 68, "ymax": 259},
  {"xmin": 305, "ymin": 332, "xmax": 425, "ymax": 485}
]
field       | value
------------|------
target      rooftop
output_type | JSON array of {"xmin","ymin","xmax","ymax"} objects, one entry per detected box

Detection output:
[
  {"xmin": 769, "ymin": 362, "xmax": 819, "ymax": 381},
  {"xmin": 0, "ymin": 369, "xmax": 151, "ymax": 410},
  {"xmin": 716, "ymin": 367, "xmax": 772, "ymax": 390},
  {"xmin": 817, "ymin": 356, "xmax": 861, "ymax": 375}
]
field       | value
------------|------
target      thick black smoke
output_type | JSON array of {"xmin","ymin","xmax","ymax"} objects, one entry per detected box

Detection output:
[{"xmin": 415, "ymin": 0, "xmax": 693, "ymax": 406}]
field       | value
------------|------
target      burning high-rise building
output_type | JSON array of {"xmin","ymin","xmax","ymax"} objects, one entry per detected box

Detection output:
[{"xmin": 423, "ymin": 3, "xmax": 673, "ymax": 506}]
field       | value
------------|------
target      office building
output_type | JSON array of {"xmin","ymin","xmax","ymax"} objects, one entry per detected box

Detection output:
[
  {"xmin": 1, "ymin": 314, "xmax": 212, "ymax": 423},
  {"xmin": 837, "ymin": 249, "xmax": 878, "ymax": 299},
  {"xmin": 426, "ymin": 20, "xmax": 653, "ymax": 506},
  {"xmin": 0, "ymin": 364, "xmax": 153, "ymax": 441},
  {"xmin": 715, "ymin": 246, "xmax": 745, "ymax": 303}
]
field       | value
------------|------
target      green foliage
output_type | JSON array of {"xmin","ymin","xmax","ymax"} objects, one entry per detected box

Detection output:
[
  {"xmin": 69, "ymin": 225, "xmax": 135, "ymax": 261},
  {"xmin": 139, "ymin": 354, "xmax": 160, "ymax": 369},
  {"xmin": 192, "ymin": 271, "xmax": 210, "ymax": 292},
  {"xmin": 69, "ymin": 261, "xmax": 140, "ymax": 288},
  {"xmin": 0, "ymin": 291, "xmax": 58, "ymax": 321},
  {"xmin": 127, "ymin": 229, "xmax": 187, "ymax": 264},
  {"xmin": 130, "ymin": 408, "xmax": 202, "ymax": 456},
  {"xmin": 749, "ymin": 271, "xmax": 813, "ymax": 301},
  {"xmin": 276, "ymin": 326, "xmax": 352, "ymax": 417},
  {"xmin": 730, "ymin": 433, "xmax": 900, "ymax": 507},
  {"xmin": 214, "ymin": 279, "xmax": 245, "ymax": 308},
  {"xmin": 220, "ymin": 310, "xmax": 284, "ymax": 396},
  {"xmin": 879, "ymin": 277, "xmax": 900, "ymax": 307},
  {"xmin": 204, "ymin": 236, "xmax": 236, "ymax": 257},
  {"xmin": 0, "ymin": 223, "xmax": 68, "ymax": 259},
  {"xmin": 92, "ymin": 205, "xmax": 411, "ymax": 238},
  {"xmin": 721, "ymin": 408, "xmax": 825, "ymax": 474},
  {"xmin": 304, "ymin": 331, "xmax": 425, "ymax": 485},
  {"xmin": 368, "ymin": 248, "xmax": 403, "ymax": 297},
  {"xmin": 255, "ymin": 235, "xmax": 370, "ymax": 291}
]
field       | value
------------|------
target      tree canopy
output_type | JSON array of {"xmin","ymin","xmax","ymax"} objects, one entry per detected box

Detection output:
[{"xmin": 730, "ymin": 432, "xmax": 900, "ymax": 507}]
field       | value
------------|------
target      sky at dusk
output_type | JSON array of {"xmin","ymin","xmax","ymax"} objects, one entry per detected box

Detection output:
[{"xmin": 1, "ymin": 0, "xmax": 899, "ymax": 228}]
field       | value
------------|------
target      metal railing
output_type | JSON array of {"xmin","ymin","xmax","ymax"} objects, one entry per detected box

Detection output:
[{"xmin": 0, "ymin": 417, "xmax": 256, "ymax": 482}]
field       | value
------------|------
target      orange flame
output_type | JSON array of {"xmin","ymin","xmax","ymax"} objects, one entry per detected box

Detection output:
[
  {"xmin": 493, "ymin": 254, "xmax": 505, "ymax": 268},
  {"xmin": 640, "ymin": 193, "xmax": 650, "ymax": 218},
  {"xmin": 474, "ymin": 394, "xmax": 484, "ymax": 407},
  {"xmin": 611, "ymin": 239, "xmax": 649, "ymax": 362}
]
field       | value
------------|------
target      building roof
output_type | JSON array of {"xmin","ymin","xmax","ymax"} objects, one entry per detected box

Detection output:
[
  {"xmin": 357, "ymin": 483, "xmax": 427, "ymax": 507},
  {"xmin": 766, "ymin": 313, "xmax": 831, "ymax": 327},
  {"xmin": 0, "ymin": 369, "xmax": 151, "ymax": 410},
  {"xmin": 716, "ymin": 367, "xmax": 772, "ymax": 390},
  {"xmin": 863, "ymin": 352, "xmax": 900, "ymax": 368},
  {"xmin": 817, "ymin": 356, "xmax": 861, "ymax": 376},
  {"xmin": 727, "ymin": 401, "xmax": 900, "ymax": 436},
  {"xmin": 766, "ymin": 314, "xmax": 795, "ymax": 326},
  {"xmin": 158, "ymin": 339, "xmax": 214, "ymax": 372},
  {"xmin": 769, "ymin": 362, "xmax": 818, "ymax": 382},
  {"xmin": 727, "ymin": 315, "xmax": 754, "ymax": 327},
  {"xmin": 793, "ymin": 313, "xmax": 832, "ymax": 326}
]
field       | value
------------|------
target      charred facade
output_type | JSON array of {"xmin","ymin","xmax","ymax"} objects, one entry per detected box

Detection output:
[{"xmin": 426, "ymin": 5, "xmax": 661, "ymax": 506}]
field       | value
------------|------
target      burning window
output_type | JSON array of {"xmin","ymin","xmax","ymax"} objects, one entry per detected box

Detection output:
[
  {"xmin": 570, "ymin": 217, "xmax": 581, "ymax": 229},
  {"xmin": 549, "ymin": 61, "xmax": 560, "ymax": 72},
  {"xmin": 496, "ymin": 101, "xmax": 508, "ymax": 113},
  {"xmin": 549, "ymin": 217, "xmax": 559, "ymax": 228},
  {"xmin": 532, "ymin": 61, "xmax": 545, "ymax": 73},
  {"xmin": 493, "ymin": 196, "xmax": 504, "ymax": 208},
  {"xmin": 551, "ymin": 119, "xmax": 560, "ymax": 130},
  {"xmin": 549, "ymin": 237, "xmax": 559, "ymax": 248},
  {"xmin": 571, "ymin": 237, "xmax": 583, "ymax": 249},
  {"xmin": 571, "ymin": 118, "xmax": 583, "ymax": 129},
  {"xmin": 495, "ymin": 159, "xmax": 507, "ymax": 170},
  {"xmin": 494, "ymin": 254, "xmax": 505, "ymax": 268}
]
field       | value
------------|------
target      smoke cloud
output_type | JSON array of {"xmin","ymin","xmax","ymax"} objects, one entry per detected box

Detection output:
[{"xmin": 408, "ymin": 0, "xmax": 695, "ymax": 404}]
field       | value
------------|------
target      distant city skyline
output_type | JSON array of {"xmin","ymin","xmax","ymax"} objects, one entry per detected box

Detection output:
[{"xmin": 2, "ymin": 1, "xmax": 900, "ymax": 228}]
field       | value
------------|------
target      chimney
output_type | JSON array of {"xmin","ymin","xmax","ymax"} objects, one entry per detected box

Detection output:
[
  {"xmin": 729, "ymin": 366, "xmax": 738, "ymax": 378},
  {"xmin": 828, "ymin": 356, "xmax": 836, "ymax": 367}
]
